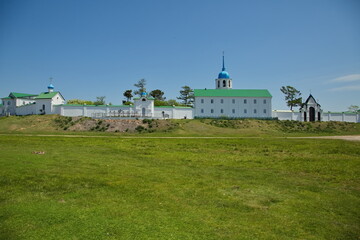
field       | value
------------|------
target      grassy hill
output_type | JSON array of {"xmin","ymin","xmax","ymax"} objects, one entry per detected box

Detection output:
[
  {"xmin": 0, "ymin": 135, "xmax": 359, "ymax": 239},
  {"xmin": 0, "ymin": 115, "xmax": 360, "ymax": 137}
]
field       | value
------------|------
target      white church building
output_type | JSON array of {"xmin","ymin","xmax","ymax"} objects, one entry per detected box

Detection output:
[{"xmin": 193, "ymin": 55, "xmax": 272, "ymax": 118}]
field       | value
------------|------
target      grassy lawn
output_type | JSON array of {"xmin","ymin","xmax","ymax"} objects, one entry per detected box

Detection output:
[{"xmin": 0, "ymin": 135, "xmax": 359, "ymax": 239}]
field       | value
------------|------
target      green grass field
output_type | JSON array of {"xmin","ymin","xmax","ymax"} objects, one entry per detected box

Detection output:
[{"xmin": 1, "ymin": 133, "xmax": 359, "ymax": 239}]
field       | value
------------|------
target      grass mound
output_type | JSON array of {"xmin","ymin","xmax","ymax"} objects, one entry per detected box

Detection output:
[{"xmin": 0, "ymin": 115, "xmax": 359, "ymax": 136}]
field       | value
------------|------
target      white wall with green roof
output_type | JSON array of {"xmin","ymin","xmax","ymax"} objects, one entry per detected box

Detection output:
[{"xmin": 194, "ymin": 89, "xmax": 272, "ymax": 118}]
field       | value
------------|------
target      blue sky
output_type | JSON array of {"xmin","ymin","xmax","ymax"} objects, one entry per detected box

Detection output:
[{"xmin": 0, "ymin": 0, "xmax": 359, "ymax": 111}]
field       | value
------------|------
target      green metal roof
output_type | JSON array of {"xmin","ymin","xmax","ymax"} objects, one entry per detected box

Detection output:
[
  {"xmin": 194, "ymin": 89, "xmax": 272, "ymax": 97},
  {"xmin": 35, "ymin": 91, "xmax": 60, "ymax": 99},
  {"xmin": 2, "ymin": 97, "xmax": 11, "ymax": 99},
  {"xmin": 10, "ymin": 92, "xmax": 37, "ymax": 98}
]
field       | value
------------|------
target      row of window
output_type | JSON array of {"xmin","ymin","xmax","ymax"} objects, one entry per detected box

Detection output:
[
  {"xmin": 200, "ymin": 109, "xmax": 267, "ymax": 114},
  {"xmin": 200, "ymin": 99, "xmax": 267, "ymax": 104}
]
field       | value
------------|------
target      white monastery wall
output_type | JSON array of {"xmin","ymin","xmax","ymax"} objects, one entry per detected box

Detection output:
[
  {"xmin": 273, "ymin": 111, "xmax": 360, "ymax": 123},
  {"xmin": 16, "ymin": 104, "xmax": 36, "ymax": 115},
  {"xmin": 35, "ymin": 99, "xmax": 53, "ymax": 115},
  {"xmin": 173, "ymin": 108, "xmax": 193, "ymax": 119},
  {"xmin": 154, "ymin": 108, "xmax": 173, "ymax": 118}
]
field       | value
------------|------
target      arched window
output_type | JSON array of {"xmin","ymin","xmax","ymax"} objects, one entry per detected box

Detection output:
[
  {"xmin": 217, "ymin": 81, "xmax": 220, "ymax": 88},
  {"xmin": 220, "ymin": 109, "xmax": 224, "ymax": 114},
  {"xmin": 228, "ymin": 81, "xmax": 231, "ymax": 87},
  {"xmin": 223, "ymin": 80, "xmax": 226, "ymax": 87},
  {"xmin": 142, "ymin": 98, "xmax": 146, "ymax": 101}
]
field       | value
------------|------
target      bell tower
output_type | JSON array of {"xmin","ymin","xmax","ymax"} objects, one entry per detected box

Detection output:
[{"xmin": 215, "ymin": 53, "xmax": 232, "ymax": 89}]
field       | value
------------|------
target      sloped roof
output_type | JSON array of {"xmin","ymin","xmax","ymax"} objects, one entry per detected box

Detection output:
[
  {"xmin": 194, "ymin": 89, "xmax": 272, "ymax": 97},
  {"xmin": 35, "ymin": 91, "xmax": 64, "ymax": 100},
  {"xmin": 9, "ymin": 92, "xmax": 37, "ymax": 98},
  {"xmin": 301, "ymin": 94, "xmax": 321, "ymax": 108}
]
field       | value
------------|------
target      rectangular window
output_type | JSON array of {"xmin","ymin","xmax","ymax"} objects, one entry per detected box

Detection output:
[
  {"xmin": 201, "ymin": 99, "xmax": 204, "ymax": 103},
  {"xmin": 232, "ymin": 99, "xmax": 235, "ymax": 104},
  {"xmin": 211, "ymin": 99, "xmax": 214, "ymax": 104},
  {"xmin": 232, "ymin": 109, "xmax": 235, "ymax": 114},
  {"xmin": 263, "ymin": 99, "xmax": 266, "ymax": 104},
  {"xmin": 220, "ymin": 109, "xmax": 224, "ymax": 113},
  {"xmin": 244, "ymin": 109, "xmax": 247, "ymax": 114},
  {"xmin": 254, "ymin": 99, "xmax": 257, "ymax": 104},
  {"xmin": 211, "ymin": 109, "xmax": 214, "ymax": 113},
  {"xmin": 221, "ymin": 99, "xmax": 224, "ymax": 104},
  {"xmin": 263, "ymin": 109, "xmax": 267, "ymax": 114},
  {"xmin": 244, "ymin": 99, "xmax": 247, "ymax": 104},
  {"xmin": 201, "ymin": 109, "xmax": 204, "ymax": 113},
  {"xmin": 254, "ymin": 109, "xmax": 257, "ymax": 114}
]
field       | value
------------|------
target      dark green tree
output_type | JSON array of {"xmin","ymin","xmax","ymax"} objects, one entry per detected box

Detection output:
[
  {"xmin": 134, "ymin": 79, "xmax": 146, "ymax": 96},
  {"xmin": 150, "ymin": 89, "xmax": 166, "ymax": 101},
  {"xmin": 280, "ymin": 86, "xmax": 302, "ymax": 110},
  {"xmin": 123, "ymin": 89, "xmax": 133, "ymax": 102},
  {"xmin": 177, "ymin": 86, "xmax": 194, "ymax": 106},
  {"xmin": 94, "ymin": 96, "xmax": 106, "ymax": 105}
]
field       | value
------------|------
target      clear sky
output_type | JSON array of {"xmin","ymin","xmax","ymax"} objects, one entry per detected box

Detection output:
[{"xmin": 1, "ymin": 0, "xmax": 359, "ymax": 111}]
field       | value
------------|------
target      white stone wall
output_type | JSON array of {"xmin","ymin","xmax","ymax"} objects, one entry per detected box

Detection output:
[
  {"xmin": 35, "ymin": 99, "xmax": 53, "ymax": 115},
  {"xmin": 195, "ymin": 96, "xmax": 272, "ymax": 118},
  {"xmin": 154, "ymin": 108, "xmax": 174, "ymax": 118},
  {"xmin": 173, "ymin": 108, "xmax": 193, "ymax": 119},
  {"xmin": 272, "ymin": 111, "xmax": 301, "ymax": 121},
  {"xmin": 15, "ymin": 104, "xmax": 36, "ymax": 115},
  {"xmin": 272, "ymin": 111, "xmax": 360, "ymax": 123},
  {"xmin": 153, "ymin": 107, "xmax": 194, "ymax": 119}
]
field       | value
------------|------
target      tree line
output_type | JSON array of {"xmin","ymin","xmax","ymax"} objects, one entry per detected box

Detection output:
[{"xmin": 67, "ymin": 78, "xmax": 194, "ymax": 107}]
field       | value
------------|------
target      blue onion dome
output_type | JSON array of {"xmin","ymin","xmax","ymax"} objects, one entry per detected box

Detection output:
[
  {"xmin": 48, "ymin": 84, "xmax": 54, "ymax": 89},
  {"xmin": 141, "ymin": 92, "xmax": 147, "ymax": 96},
  {"xmin": 218, "ymin": 71, "xmax": 230, "ymax": 79}
]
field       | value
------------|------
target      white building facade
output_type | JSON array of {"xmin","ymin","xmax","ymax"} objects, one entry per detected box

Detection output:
[{"xmin": 194, "ymin": 55, "xmax": 272, "ymax": 118}]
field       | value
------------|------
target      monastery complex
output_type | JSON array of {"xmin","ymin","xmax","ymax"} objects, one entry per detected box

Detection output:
[{"xmin": 1, "ymin": 57, "xmax": 359, "ymax": 123}]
